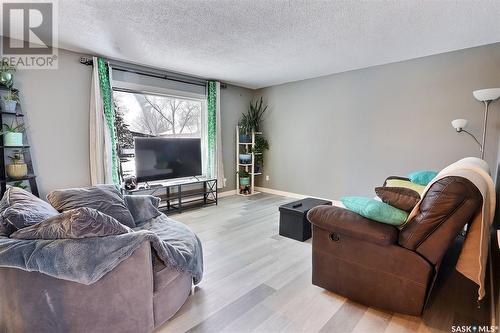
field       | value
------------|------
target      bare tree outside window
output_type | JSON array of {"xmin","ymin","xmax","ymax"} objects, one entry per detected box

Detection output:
[
  {"xmin": 113, "ymin": 90, "xmax": 204, "ymax": 178},
  {"xmin": 114, "ymin": 91, "xmax": 202, "ymax": 137}
]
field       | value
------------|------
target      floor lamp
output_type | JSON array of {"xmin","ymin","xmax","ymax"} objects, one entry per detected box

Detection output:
[{"xmin": 451, "ymin": 88, "xmax": 500, "ymax": 159}]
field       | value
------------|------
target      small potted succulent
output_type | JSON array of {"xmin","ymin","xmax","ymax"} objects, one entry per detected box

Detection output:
[
  {"xmin": 238, "ymin": 170, "xmax": 250, "ymax": 186},
  {"xmin": 12, "ymin": 181, "xmax": 28, "ymax": 190},
  {"xmin": 6, "ymin": 150, "xmax": 27, "ymax": 179},
  {"xmin": 0, "ymin": 122, "xmax": 25, "ymax": 146},
  {"xmin": 0, "ymin": 60, "xmax": 15, "ymax": 88},
  {"xmin": 2, "ymin": 90, "xmax": 20, "ymax": 112}
]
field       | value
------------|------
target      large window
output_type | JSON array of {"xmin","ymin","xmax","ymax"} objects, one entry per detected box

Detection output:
[{"xmin": 113, "ymin": 90, "xmax": 206, "ymax": 179}]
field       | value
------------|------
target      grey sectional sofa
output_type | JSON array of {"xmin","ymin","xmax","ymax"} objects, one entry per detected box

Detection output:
[
  {"xmin": 0, "ymin": 186, "xmax": 200, "ymax": 333},
  {"xmin": 0, "ymin": 243, "xmax": 192, "ymax": 333}
]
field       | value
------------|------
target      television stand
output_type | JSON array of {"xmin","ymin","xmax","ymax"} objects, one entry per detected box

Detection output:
[{"xmin": 123, "ymin": 178, "xmax": 217, "ymax": 214}]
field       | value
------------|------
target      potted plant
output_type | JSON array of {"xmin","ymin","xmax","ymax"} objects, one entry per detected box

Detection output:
[
  {"xmin": 6, "ymin": 150, "xmax": 27, "ymax": 179},
  {"xmin": 0, "ymin": 60, "xmax": 15, "ymax": 88},
  {"xmin": 238, "ymin": 97, "xmax": 268, "ymax": 142},
  {"xmin": 2, "ymin": 90, "xmax": 20, "ymax": 112},
  {"xmin": 12, "ymin": 180, "xmax": 28, "ymax": 190},
  {"xmin": 238, "ymin": 113, "xmax": 252, "ymax": 143},
  {"xmin": 0, "ymin": 122, "xmax": 25, "ymax": 146},
  {"xmin": 246, "ymin": 97, "xmax": 268, "ymax": 132},
  {"xmin": 238, "ymin": 170, "xmax": 250, "ymax": 186},
  {"xmin": 252, "ymin": 136, "xmax": 269, "ymax": 173}
]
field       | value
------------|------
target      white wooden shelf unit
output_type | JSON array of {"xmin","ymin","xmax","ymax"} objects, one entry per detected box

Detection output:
[{"xmin": 236, "ymin": 126, "xmax": 263, "ymax": 196}]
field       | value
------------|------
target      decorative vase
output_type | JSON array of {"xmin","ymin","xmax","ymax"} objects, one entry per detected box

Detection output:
[
  {"xmin": 239, "ymin": 177, "xmax": 250, "ymax": 186},
  {"xmin": 2, "ymin": 100, "xmax": 16, "ymax": 112},
  {"xmin": 6, "ymin": 163, "xmax": 27, "ymax": 179},
  {"xmin": 239, "ymin": 154, "xmax": 252, "ymax": 163},
  {"xmin": 4, "ymin": 132, "xmax": 22, "ymax": 146},
  {"xmin": 0, "ymin": 72, "xmax": 12, "ymax": 87},
  {"xmin": 239, "ymin": 134, "xmax": 251, "ymax": 143}
]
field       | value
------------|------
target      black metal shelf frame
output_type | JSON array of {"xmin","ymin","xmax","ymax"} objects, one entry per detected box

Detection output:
[
  {"xmin": 124, "ymin": 178, "xmax": 217, "ymax": 214},
  {"xmin": 0, "ymin": 85, "xmax": 39, "ymax": 197}
]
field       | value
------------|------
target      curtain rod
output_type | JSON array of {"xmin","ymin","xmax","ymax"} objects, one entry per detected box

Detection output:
[{"xmin": 79, "ymin": 57, "xmax": 227, "ymax": 88}]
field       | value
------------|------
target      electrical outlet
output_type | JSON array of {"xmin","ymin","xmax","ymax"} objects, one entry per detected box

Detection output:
[{"xmin": 265, "ymin": 175, "xmax": 270, "ymax": 181}]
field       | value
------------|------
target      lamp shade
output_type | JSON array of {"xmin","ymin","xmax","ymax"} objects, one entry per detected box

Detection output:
[
  {"xmin": 473, "ymin": 88, "xmax": 500, "ymax": 102},
  {"xmin": 451, "ymin": 118, "xmax": 468, "ymax": 130}
]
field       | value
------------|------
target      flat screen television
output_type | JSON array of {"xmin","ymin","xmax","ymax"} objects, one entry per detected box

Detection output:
[{"xmin": 134, "ymin": 137, "xmax": 202, "ymax": 182}]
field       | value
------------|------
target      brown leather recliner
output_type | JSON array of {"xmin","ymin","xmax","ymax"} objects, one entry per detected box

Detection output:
[{"xmin": 307, "ymin": 176, "xmax": 482, "ymax": 316}]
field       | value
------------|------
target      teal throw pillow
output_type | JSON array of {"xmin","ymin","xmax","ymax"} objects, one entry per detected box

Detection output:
[
  {"xmin": 341, "ymin": 196, "xmax": 408, "ymax": 226},
  {"xmin": 407, "ymin": 170, "xmax": 438, "ymax": 186}
]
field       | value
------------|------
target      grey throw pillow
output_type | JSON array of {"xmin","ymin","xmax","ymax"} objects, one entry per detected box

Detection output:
[
  {"xmin": 47, "ymin": 185, "xmax": 136, "ymax": 228},
  {"xmin": 0, "ymin": 187, "xmax": 59, "ymax": 235},
  {"xmin": 123, "ymin": 195, "xmax": 162, "ymax": 224},
  {"xmin": 10, "ymin": 207, "xmax": 132, "ymax": 240}
]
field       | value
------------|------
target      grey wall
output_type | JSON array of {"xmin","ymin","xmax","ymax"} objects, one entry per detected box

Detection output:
[
  {"xmin": 15, "ymin": 49, "xmax": 92, "ymax": 198},
  {"xmin": 220, "ymin": 85, "xmax": 254, "ymax": 191},
  {"xmin": 13, "ymin": 43, "xmax": 500, "ymax": 200},
  {"xmin": 256, "ymin": 43, "xmax": 500, "ymax": 199}
]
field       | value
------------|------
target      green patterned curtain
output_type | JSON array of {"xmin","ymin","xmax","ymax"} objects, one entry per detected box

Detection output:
[
  {"xmin": 97, "ymin": 58, "xmax": 120, "ymax": 185},
  {"xmin": 207, "ymin": 81, "xmax": 216, "ymax": 178}
]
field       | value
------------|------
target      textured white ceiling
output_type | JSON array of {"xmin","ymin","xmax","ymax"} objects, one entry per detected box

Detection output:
[{"xmin": 47, "ymin": 1, "xmax": 500, "ymax": 88}]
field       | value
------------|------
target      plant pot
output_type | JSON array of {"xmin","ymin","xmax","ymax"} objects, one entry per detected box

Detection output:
[
  {"xmin": 239, "ymin": 177, "xmax": 250, "ymax": 186},
  {"xmin": 239, "ymin": 134, "xmax": 251, "ymax": 143},
  {"xmin": 2, "ymin": 100, "xmax": 17, "ymax": 112},
  {"xmin": 239, "ymin": 154, "xmax": 251, "ymax": 164},
  {"xmin": 0, "ymin": 72, "xmax": 12, "ymax": 87},
  {"xmin": 6, "ymin": 163, "xmax": 27, "ymax": 179},
  {"xmin": 4, "ymin": 132, "xmax": 23, "ymax": 146}
]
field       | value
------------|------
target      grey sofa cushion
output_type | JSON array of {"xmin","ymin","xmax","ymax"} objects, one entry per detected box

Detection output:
[
  {"xmin": 47, "ymin": 185, "xmax": 136, "ymax": 228},
  {"xmin": 0, "ymin": 219, "xmax": 16, "ymax": 237},
  {"xmin": 10, "ymin": 207, "xmax": 132, "ymax": 240},
  {"xmin": 0, "ymin": 187, "xmax": 59, "ymax": 235},
  {"xmin": 124, "ymin": 195, "xmax": 162, "ymax": 224}
]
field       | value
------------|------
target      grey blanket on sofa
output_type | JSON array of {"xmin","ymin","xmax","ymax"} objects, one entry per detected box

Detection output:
[{"xmin": 0, "ymin": 214, "xmax": 203, "ymax": 285}]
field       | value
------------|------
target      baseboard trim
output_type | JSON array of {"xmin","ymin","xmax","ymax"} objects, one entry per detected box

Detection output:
[
  {"xmin": 255, "ymin": 186, "xmax": 341, "ymax": 205},
  {"xmin": 220, "ymin": 186, "xmax": 341, "ymax": 205},
  {"xmin": 255, "ymin": 187, "xmax": 308, "ymax": 199}
]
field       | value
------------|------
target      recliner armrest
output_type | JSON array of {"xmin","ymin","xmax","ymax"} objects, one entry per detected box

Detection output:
[{"xmin": 307, "ymin": 205, "xmax": 399, "ymax": 246}]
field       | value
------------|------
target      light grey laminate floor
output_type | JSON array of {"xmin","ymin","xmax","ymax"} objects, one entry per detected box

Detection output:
[{"xmin": 156, "ymin": 193, "xmax": 490, "ymax": 333}]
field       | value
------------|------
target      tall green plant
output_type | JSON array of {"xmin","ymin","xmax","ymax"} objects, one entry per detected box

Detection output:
[{"xmin": 239, "ymin": 97, "xmax": 267, "ymax": 133}]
